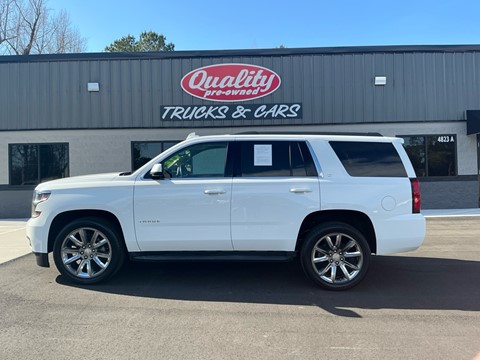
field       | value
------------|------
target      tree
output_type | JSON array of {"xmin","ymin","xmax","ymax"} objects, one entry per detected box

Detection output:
[
  {"xmin": 105, "ymin": 31, "xmax": 174, "ymax": 52},
  {"xmin": 0, "ymin": 0, "xmax": 86, "ymax": 55},
  {"xmin": 0, "ymin": 0, "xmax": 16, "ymax": 47}
]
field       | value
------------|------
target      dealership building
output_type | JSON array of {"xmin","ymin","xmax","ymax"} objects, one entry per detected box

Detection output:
[{"xmin": 1, "ymin": 45, "xmax": 480, "ymax": 218}]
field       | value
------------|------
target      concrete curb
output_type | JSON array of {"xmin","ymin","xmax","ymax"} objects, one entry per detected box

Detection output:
[{"xmin": 422, "ymin": 209, "xmax": 480, "ymax": 218}]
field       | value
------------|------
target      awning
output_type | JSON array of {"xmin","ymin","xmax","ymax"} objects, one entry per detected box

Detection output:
[{"xmin": 466, "ymin": 110, "xmax": 480, "ymax": 135}]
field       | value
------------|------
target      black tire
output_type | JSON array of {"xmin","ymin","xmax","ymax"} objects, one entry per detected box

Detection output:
[
  {"xmin": 300, "ymin": 222, "xmax": 371, "ymax": 291},
  {"xmin": 53, "ymin": 217, "xmax": 126, "ymax": 285}
]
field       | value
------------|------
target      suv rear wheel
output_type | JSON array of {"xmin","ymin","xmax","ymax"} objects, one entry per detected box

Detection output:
[
  {"xmin": 300, "ymin": 222, "xmax": 371, "ymax": 290},
  {"xmin": 53, "ymin": 217, "xmax": 125, "ymax": 285}
]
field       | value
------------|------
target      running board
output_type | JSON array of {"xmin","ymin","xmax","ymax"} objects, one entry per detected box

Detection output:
[{"xmin": 130, "ymin": 251, "xmax": 296, "ymax": 262}]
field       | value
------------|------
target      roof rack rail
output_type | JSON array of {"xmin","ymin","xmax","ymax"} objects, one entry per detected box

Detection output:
[
  {"xmin": 234, "ymin": 131, "xmax": 383, "ymax": 137},
  {"xmin": 186, "ymin": 132, "xmax": 199, "ymax": 139}
]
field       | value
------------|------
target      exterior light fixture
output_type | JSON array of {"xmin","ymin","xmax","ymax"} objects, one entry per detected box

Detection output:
[
  {"xmin": 87, "ymin": 82, "xmax": 100, "ymax": 92},
  {"xmin": 374, "ymin": 76, "xmax": 387, "ymax": 86}
]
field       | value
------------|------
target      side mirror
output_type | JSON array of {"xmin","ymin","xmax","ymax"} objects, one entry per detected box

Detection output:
[{"xmin": 150, "ymin": 163, "xmax": 164, "ymax": 180}]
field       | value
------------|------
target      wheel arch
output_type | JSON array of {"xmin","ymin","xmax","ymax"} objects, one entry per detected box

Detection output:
[
  {"xmin": 48, "ymin": 209, "xmax": 126, "ymax": 253},
  {"xmin": 296, "ymin": 210, "xmax": 377, "ymax": 254}
]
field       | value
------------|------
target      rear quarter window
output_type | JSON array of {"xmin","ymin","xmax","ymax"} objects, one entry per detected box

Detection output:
[{"xmin": 329, "ymin": 141, "xmax": 407, "ymax": 177}]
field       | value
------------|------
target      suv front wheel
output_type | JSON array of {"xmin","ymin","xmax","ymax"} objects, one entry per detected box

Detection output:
[
  {"xmin": 300, "ymin": 222, "xmax": 371, "ymax": 290},
  {"xmin": 53, "ymin": 217, "xmax": 125, "ymax": 285}
]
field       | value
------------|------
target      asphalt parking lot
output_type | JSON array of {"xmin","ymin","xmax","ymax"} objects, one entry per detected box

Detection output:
[{"xmin": 1, "ymin": 217, "xmax": 479, "ymax": 360}]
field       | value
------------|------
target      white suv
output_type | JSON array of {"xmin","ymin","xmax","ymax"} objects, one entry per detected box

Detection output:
[{"xmin": 26, "ymin": 133, "xmax": 425, "ymax": 290}]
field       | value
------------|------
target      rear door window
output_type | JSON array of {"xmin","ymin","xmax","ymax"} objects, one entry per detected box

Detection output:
[{"xmin": 236, "ymin": 141, "xmax": 318, "ymax": 177}]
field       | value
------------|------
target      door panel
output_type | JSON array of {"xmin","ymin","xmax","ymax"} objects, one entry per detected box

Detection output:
[
  {"xmin": 231, "ymin": 140, "xmax": 320, "ymax": 251},
  {"xmin": 133, "ymin": 141, "xmax": 233, "ymax": 251},
  {"xmin": 231, "ymin": 177, "xmax": 320, "ymax": 251},
  {"xmin": 134, "ymin": 178, "xmax": 233, "ymax": 251}
]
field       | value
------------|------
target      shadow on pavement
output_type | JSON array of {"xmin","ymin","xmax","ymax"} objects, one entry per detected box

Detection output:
[{"xmin": 57, "ymin": 255, "xmax": 480, "ymax": 317}]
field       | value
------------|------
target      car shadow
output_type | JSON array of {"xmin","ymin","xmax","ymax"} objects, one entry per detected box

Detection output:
[{"xmin": 56, "ymin": 255, "xmax": 480, "ymax": 317}]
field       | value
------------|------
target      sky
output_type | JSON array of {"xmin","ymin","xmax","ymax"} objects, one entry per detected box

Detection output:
[{"xmin": 48, "ymin": 0, "xmax": 480, "ymax": 53}]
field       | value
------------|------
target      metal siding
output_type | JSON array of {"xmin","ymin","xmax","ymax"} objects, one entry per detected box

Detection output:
[
  {"xmin": 333, "ymin": 55, "xmax": 343, "ymax": 123},
  {"xmin": 322, "ymin": 55, "xmax": 333, "ymax": 123},
  {"xmin": 403, "ymin": 53, "xmax": 416, "ymax": 121},
  {"xmin": 130, "ymin": 60, "xmax": 142, "ymax": 128},
  {"xmin": 364, "ymin": 54, "xmax": 375, "ymax": 124},
  {"xmin": 48, "ymin": 62, "xmax": 59, "ymax": 129},
  {"xmin": 426, "ymin": 53, "xmax": 438, "ymax": 120},
  {"xmin": 352, "ymin": 54, "xmax": 365, "ymax": 124},
  {"xmin": 122, "ymin": 60, "xmax": 133, "ymax": 128},
  {"xmin": 475, "ymin": 53, "xmax": 480, "ymax": 112},
  {"xmin": 99, "ymin": 60, "xmax": 112, "ymax": 128},
  {"xmin": 342, "ymin": 55, "xmax": 353, "ymax": 124},
  {"xmin": 140, "ymin": 60, "xmax": 152, "ymax": 129},
  {"xmin": 464, "ymin": 53, "xmax": 476, "ymax": 112},
  {"xmin": 444, "ymin": 53, "xmax": 457, "ymax": 120},
  {"xmin": 109, "ymin": 61, "xmax": 122, "ymax": 129},
  {"xmin": 373, "ymin": 53, "xmax": 386, "ymax": 123},
  {"xmin": 301, "ymin": 56, "xmax": 314, "ymax": 123},
  {"xmin": 384, "ymin": 53, "xmax": 396, "ymax": 122},
  {"xmin": 392, "ymin": 53, "xmax": 403, "ymax": 122},
  {"xmin": 1, "ymin": 50, "xmax": 480, "ymax": 130}
]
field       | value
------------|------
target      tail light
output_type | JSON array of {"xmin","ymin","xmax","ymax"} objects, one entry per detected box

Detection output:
[{"xmin": 410, "ymin": 178, "xmax": 421, "ymax": 214}]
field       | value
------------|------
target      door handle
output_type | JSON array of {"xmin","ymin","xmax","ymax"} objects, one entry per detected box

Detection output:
[
  {"xmin": 290, "ymin": 188, "xmax": 312, "ymax": 193},
  {"xmin": 204, "ymin": 189, "xmax": 226, "ymax": 195}
]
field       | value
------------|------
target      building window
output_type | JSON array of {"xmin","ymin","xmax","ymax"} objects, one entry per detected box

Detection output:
[
  {"xmin": 131, "ymin": 141, "xmax": 179, "ymax": 170},
  {"xmin": 9, "ymin": 143, "xmax": 69, "ymax": 185},
  {"xmin": 399, "ymin": 135, "xmax": 456, "ymax": 177}
]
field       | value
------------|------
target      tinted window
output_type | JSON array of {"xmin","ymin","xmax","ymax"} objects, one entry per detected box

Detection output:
[
  {"xmin": 240, "ymin": 141, "xmax": 290, "ymax": 177},
  {"xmin": 291, "ymin": 142, "xmax": 307, "ymax": 176},
  {"xmin": 9, "ymin": 143, "xmax": 69, "ymax": 185},
  {"xmin": 162, "ymin": 142, "xmax": 228, "ymax": 178},
  {"xmin": 330, "ymin": 141, "xmax": 407, "ymax": 177},
  {"xmin": 400, "ymin": 135, "xmax": 456, "ymax": 177},
  {"xmin": 401, "ymin": 136, "xmax": 426, "ymax": 176},
  {"xmin": 238, "ymin": 141, "xmax": 318, "ymax": 177},
  {"xmin": 427, "ymin": 136, "xmax": 455, "ymax": 176},
  {"xmin": 299, "ymin": 142, "xmax": 318, "ymax": 177}
]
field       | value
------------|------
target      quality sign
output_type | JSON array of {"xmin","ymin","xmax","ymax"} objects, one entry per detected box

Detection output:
[{"xmin": 181, "ymin": 63, "xmax": 281, "ymax": 102}]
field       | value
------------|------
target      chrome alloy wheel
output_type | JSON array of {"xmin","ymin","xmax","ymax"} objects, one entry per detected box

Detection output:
[
  {"xmin": 311, "ymin": 232, "xmax": 364, "ymax": 284},
  {"xmin": 60, "ymin": 227, "xmax": 112, "ymax": 279}
]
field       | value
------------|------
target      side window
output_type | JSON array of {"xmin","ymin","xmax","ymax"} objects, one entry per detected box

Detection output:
[
  {"xmin": 291, "ymin": 142, "xmax": 307, "ymax": 176},
  {"xmin": 329, "ymin": 141, "xmax": 407, "ymax": 177},
  {"xmin": 162, "ymin": 142, "xmax": 228, "ymax": 178},
  {"xmin": 240, "ymin": 141, "xmax": 290, "ymax": 177},
  {"xmin": 238, "ymin": 141, "xmax": 318, "ymax": 177}
]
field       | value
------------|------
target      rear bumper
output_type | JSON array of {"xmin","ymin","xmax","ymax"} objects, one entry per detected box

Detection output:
[{"xmin": 375, "ymin": 214, "xmax": 426, "ymax": 255}]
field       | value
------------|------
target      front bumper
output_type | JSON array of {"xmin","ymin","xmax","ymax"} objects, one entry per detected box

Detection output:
[
  {"xmin": 33, "ymin": 252, "xmax": 49, "ymax": 267},
  {"xmin": 26, "ymin": 216, "xmax": 51, "ymax": 268}
]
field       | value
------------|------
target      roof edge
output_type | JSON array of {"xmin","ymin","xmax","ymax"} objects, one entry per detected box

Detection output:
[{"xmin": 2, "ymin": 44, "xmax": 480, "ymax": 63}]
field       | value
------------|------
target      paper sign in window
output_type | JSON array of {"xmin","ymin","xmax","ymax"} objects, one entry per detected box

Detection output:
[{"xmin": 254, "ymin": 144, "xmax": 272, "ymax": 166}]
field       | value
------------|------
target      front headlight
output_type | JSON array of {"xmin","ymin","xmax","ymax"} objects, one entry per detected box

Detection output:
[{"xmin": 32, "ymin": 191, "xmax": 51, "ymax": 218}]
